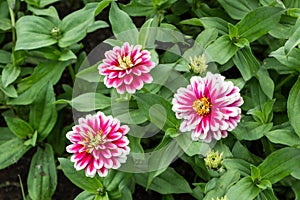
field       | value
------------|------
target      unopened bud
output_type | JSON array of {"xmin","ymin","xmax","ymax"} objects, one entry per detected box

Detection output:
[
  {"xmin": 204, "ymin": 150, "xmax": 223, "ymax": 170},
  {"xmin": 51, "ymin": 27, "xmax": 61, "ymax": 39},
  {"xmin": 188, "ymin": 54, "xmax": 208, "ymax": 75}
]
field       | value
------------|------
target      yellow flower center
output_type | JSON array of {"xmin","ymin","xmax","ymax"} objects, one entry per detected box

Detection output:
[
  {"xmin": 192, "ymin": 97, "xmax": 211, "ymax": 116},
  {"xmin": 79, "ymin": 130, "xmax": 105, "ymax": 153},
  {"xmin": 118, "ymin": 54, "xmax": 134, "ymax": 69}
]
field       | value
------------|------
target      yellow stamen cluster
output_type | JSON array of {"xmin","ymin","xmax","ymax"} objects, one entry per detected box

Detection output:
[
  {"xmin": 118, "ymin": 54, "xmax": 134, "ymax": 69},
  {"xmin": 79, "ymin": 131, "xmax": 105, "ymax": 153},
  {"xmin": 192, "ymin": 97, "xmax": 211, "ymax": 116}
]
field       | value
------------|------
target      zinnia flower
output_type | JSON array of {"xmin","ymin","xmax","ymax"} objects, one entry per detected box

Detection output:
[
  {"xmin": 98, "ymin": 42, "xmax": 155, "ymax": 94},
  {"xmin": 66, "ymin": 111, "xmax": 130, "ymax": 177},
  {"xmin": 172, "ymin": 72, "xmax": 243, "ymax": 142}
]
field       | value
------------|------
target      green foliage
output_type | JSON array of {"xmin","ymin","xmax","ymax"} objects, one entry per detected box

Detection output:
[
  {"xmin": 27, "ymin": 144, "xmax": 57, "ymax": 200},
  {"xmin": 1, "ymin": 0, "xmax": 300, "ymax": 199}
]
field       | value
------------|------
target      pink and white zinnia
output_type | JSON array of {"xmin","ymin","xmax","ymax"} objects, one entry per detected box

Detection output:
[
  {"xmin": 98, "ymin": 42, "xmax": 155, "ymax": 94},
  {"xmin": 172, "ymin": 72, "xmax": 243, "ymax": 143},
  {"xmin": 66, "ymin": 112, "xmax": 130, "ymax": 177}
]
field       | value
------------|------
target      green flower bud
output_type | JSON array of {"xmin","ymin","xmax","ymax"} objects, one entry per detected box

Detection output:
[
  {"xmin": 188, "ymin": 54, "xmax": 208, "ymax": 75},
  {"xmin": 51, "ymin": 27, "xmax": 61, "ymax": 39},
  {"xmin": 204, "ymin": 150, "xmax": 223, "ymax": 170}
]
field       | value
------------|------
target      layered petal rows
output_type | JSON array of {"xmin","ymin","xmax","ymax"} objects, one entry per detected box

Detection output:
[
  {"xmin": 172, "ymin": 72, "xmax": 243, "ymax": 143},
  {"xmin": 66, "ymin": 111, "xmax": 130, "ymax": 177},
  {"xmin": 98, "ymin": 42, "xmax": 156, "ymax": 94}
]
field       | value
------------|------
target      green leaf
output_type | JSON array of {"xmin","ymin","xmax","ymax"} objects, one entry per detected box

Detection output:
[
  {"xmin": 109, "ymin": 2, "xmax": 138, "ymax": 44},
  {"xmin": 4, "ymin": 116, "xmax": 34, "ymax": 139},
  {"xmin": 59, "ymin": 158, "xmax": 103, "ymax": 193},
  {"xmin": 287, "ymin": 76, "xmax": 300, "ymax": 137},
  {"xmin": 29, "ymin": 83, "xmax": 57, "ymax": 141},
  {"xmin": 0, "ymin": 18, "xmax": 11, "ymax": 31},
  {"xmin": 0, "ymin": 80, "xmax": 18, "ymax": 98},
  {"xmin": 265, "ymin": 128, "xmax": 300, "ymax": 147},
  {"xmin": 15, "ymin": 16, "xmax": 57, "ymax": 50},
  {"xmin": 87, "ymin": 20, "xmax": 109, "ymax": 33},
  {"xmin": 95, "ymin": 0, "xmax": 113, "ymax": 16},
  {"xmin": 233, "ymin": 47, "xmax": 260, "ymax": 81},
  {"xmin": 180, "ymin": 18, "xmax": 202, "ymax": 26},
  {"xmin": 27, "ymin": 144, "xmax": 57, "ymax": 200},
  {"xmin": 218, "ymin": 0, "xmax": 258, "ymax": 20},
  {"xmin": 200, "ymin": 17, "xmax": 228, "ymax": 35},
  {"xmin": 258, "ymin": 147, "xmax": 300, "ymax": 183},
  {"xmin": 195, "ymin": 28, "xmax": 219, "ymax": 49},
  {"xmin": 232, "ymin": 141, "xmax": 262, "ymax": 164},
  {"xmin": 223, "ymin": 159, "xmax": 251, "ymax": 177},
  {"xmin": 206, "ymin": 35, "xmax": 238, "ymax": 64},
  {"xmin": 176, "ymin": 133, "xmax": 211, "ymax": 156},
  {"xmin": 27, "ymin": 5, "xmax": 59, "ymax": 19},
  {"xmin": 250, "ymin": 165, "xmax": 261, "ymax": 182},
  {"xmin": 120, "ymin": 1, "xmax": 155, "ymax": 17},
  {"xmin": 292, "ymin": 181, "xmax": 300, "ymax": 200},
  {"xmin": 270, "ymin": 47, "xmax": 300, "ymax": 72},
  {"xmin": 135, "ymin": 167, "xmax": 192, "ymax": 194},
  {"xmin": 256, "ymin": 67, "xmax": 274, "ymax": 100},
  {"xmin": 138, "ymin": 17, "xmax": 159, "ymax": 48},
  {"xmin": 204, "ymin": 170, "xmax": 240, "ymax": 200},
  {"xmin": 59, "ymin": 3, "xmax": 98, "ymax": 48},
  {"xmin": 233, "ymin": 122, "xmax": 273, "ymax": 141},
  {"xmin": 134, "ymin": 93, "xmax": 180, "ymax": 131},
  {"xmin": 226, "ymin": 177, "xmax": 260, "ymax": 200},
  {"xmin": 285, "ymin": 18, "xmax": 300, "ymax": 55},
  {"xmin": 236, "ymin": 7, "xmax": 283, "ymax": 42},
  {"xmin": 0, "ymin": 50, "xmax": 11, "ymax": 64},
  {"xmin": 69, "ymin": 92, "xmax": 111, "ymax": 112},
  {"xmin": 76, "ymin": 62, "xmax": 100, "ymax": 82},
  {"xmin": 0, "ymin": 137, "xmax": 31, "ymax": 169},
  {"xmin": 0, "ymin": 127, "xmax": 15, "ymax": 145},
  {"xmin": 74, "ymin": 191, "xmax": 96, "ymax": 200},
  {"xmin": 1, "ymin": 63, "xmax": 21, "ymax": 87},
  {"xmin": 8, "ymin": 61, "xmax": 70, "ymax": 105}
]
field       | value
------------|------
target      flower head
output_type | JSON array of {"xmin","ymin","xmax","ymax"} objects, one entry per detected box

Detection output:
[
  {"xmin": 172, "ymin": 72, "xmax": 243, "ymax": 142},
  {"xmin": 98, "ymin": 42, "xmax": 156, "ymax": 94},
  {"xmin": 66, "ymin": 111, "xmax": 130, "ymax": 177}
]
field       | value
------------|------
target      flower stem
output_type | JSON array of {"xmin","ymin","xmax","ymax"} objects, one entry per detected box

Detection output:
[
  {"xmin": 275, "ymin": 74, "xmax": 295, "ymax": 91},
  {"xmin": 8, "ymin": 6, "xmax": 16, "ymax": 49}
]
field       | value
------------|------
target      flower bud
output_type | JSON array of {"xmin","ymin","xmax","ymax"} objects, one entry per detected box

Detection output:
[
  {"xmin": 204, "ymin": 150, "xmax": 223, "ymax": 170},
  {"xmin": 188, "ymin": 54, "xmax": 208, "ymax": 75}
]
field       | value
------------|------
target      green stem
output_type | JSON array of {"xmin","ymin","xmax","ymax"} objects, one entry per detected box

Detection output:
[
  {"xmin": 18, "ymin": 175, "xmax": 26, "ymax": 200},
  {"xmin": 8, "ymin": 6, "xmax": 16, "ymax": 49},
  {"xmin": 68, "ymin": 65, "xmax": 76, "ymax": 83},
  {"xmin": 275, "ymin": 74, "xmax": 295, "ymax": 91}
]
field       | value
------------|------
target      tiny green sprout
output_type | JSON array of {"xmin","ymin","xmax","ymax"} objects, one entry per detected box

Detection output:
[
  {"xmin": 204, "ymin": 150, "xmax": 223, "ymax": 170},
  {"xmin": 51, "ymin": 27, "xmax": 61, "ymax": 39},
  {"xmin": 188, "ymin": 54, "xmax": 208, "ymax": 76}
]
